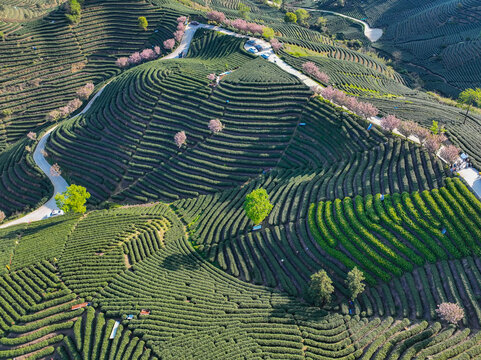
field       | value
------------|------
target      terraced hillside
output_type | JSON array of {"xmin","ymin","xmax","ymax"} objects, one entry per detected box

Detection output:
[
  {"xmin": 307, "ymin": 0, "xmax": 481, "ymax": 96},
  {"xmin": 0, "ymin": 0, "xmax": 185, "ymax": 147},
  {"xmin": 2, "ymin": 202, "xmax": 481, "ymax": 358}
]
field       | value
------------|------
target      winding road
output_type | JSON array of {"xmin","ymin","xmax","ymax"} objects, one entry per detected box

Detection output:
[
  {"xmin": 1, "ymin": 20, "xmax": 478, "ymax": 228},
  {"xmin": 303, "ymin": 9, "xmax": 383, "ymax": 42}
]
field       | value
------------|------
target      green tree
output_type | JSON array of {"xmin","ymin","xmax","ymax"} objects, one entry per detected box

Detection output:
[
  {"xmin": 262, "ymin": 27, "xmax": 275, "ymax": 39},
  {"xmin": 430, "ymin": 120, "xmax": 439, "ymax": 134},
  {"xmin": 316, "ymin": 16, "xmax": 327, "ymax": 27},
  {"xmin": 243, "ymin": 188, "xmax": 273, "ymax": 225},
  {"xmin": 295, "ymin": 9, "xmax": 309, "ymax": 26},
  {"xmin": 138, "ymin": 16, "xmax": 148, "ymax": 31},
  {"xmin": 346, "ymin": 267, "xmax": 365, "ymax": 300},
  {"xmin": 55, "ymin": 184, "xmax": 91, "ymax": 214},
  {"xmin": 458, "ymin": 88, "xmax": 481, "ymax": 124},
  {"xmin": 237, "ymin": 2, "xmax": 250, "ymax": 19},
  {"xmin": 308, "ymin": 270, "xmax": 334, "ymax": 306},
  {"xmin": 284, "ymin": 12, "xmax": 297, "ymax": 23},
  {"xmin": 65, "ymin": 0, "xmax": 81, "ymax": 23}
]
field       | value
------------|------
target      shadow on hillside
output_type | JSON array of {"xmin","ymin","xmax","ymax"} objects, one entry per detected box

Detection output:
[{"xmin": 161, "ymin": 253, "xmax": 201, "ymax": 271}]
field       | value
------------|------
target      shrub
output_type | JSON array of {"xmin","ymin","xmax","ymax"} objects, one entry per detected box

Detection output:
[{"xmin": 243, "ymin": 188, "xmax": 273, "ymax": 225}]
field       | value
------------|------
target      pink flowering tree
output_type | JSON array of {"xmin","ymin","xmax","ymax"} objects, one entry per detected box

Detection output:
[
  {"xmin": 140, "ymin": 48, "xmax": 156, "ymax": 61},
  {"xmin": 270, "ymin": 38, "xmax": 283, "ymax": 51},
  {"xmin": 380, "ymin": 114, "xmax": 401, "ymax": 131},
  {"xmin": 310, "ymin": 86, "xmax": 322, "ymax": 96},
  {"xmin": 177, "ymin": 16, "xmax": 187, "ymax": 23},
  {"xmin": 320, "ymin": 86, "xmax": 336, "ymax": 101},
  {"xmin": 413, "ymin": 125, "xmax": 430, "ymax": 142},
  {"xmin": 439, "ymin": 145, "xmax": 460, "ymax": 164},
  {"xmin": 115, "ymin": 57, "xmax": 129, "ymax": 68},
  {"xmin": 154, "ymin": 46, "xmax": 161, "ymax": 55},
  {"xmin": 27, "ymin": 131, "xmax": 37, "ymax": 141},
  {"xmin": 177, "ymin": 22, "xmax": 186, "ymax": 31},
  {"xmin": 0, "ymin": 210, "xmax": 5, "ymax": 223},
  {"xmin": 128, "ymin": 52, "xmax": 142, "ymax": 65},
  {"xmin": 50, "ymin": 163, "xmax": 62, "ymax": 177},
  {"xmin": 208, "ymin": 119, "xmax": 224, "ymax": 133},
  {"xmin": 46, "ymin": 109, "xmax": 61, "ymax": 122},
  {"xmin": 76, "ymin": 82, "xmax": 94, "ymax": 100},
  {"xmin": 174, "ymin": 30, "xmax": 184, "ymax": 42},
  {"xmin": 332, "ymin": 89, "xmax": 348, "ymax": 105},
  {"xmin": 174, "ymin": 131, "xmax": 187, "ymax": 148},
  {"xmin": 67, "ymin": 98, "xmax": 83, "ymax": 113},
  {"xmin": 356, "ymin": 102, "xmax": 378, "ymax": 119},
  {"xmin": 424, "ymin": 134, "xmax": 443, "ymax": 154},
  {"xmin": 231, "ymin": 18, "xmax": 248, "ymax": 32},
  {"xmin": 302, "ymin": 62, "xmax": 329, "ymax": 84},
  {"xmin": 163, "ymin": 38, "xmax": 175, "ymax": 50},
  {"xmin": 59, "ymin": 106, "xmax": 71, "ymax": 118},
  {"xmin": 206, "ymin": 11, "xmax": 226, "ymax": 23},
  {"xmin": 436, "ymin": 303, "xmax": 464, "ymax": 325},
  {"xmin": 397, "ymin": 120, "xmax": 418, "ymax": 137},
  {"xmin": 207, "ymin": 73, "xmax": 216, "ymax": 82}
]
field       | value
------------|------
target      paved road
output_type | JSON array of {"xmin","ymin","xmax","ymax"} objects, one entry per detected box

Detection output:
[
  {"xmin": 2, "ymin": 21, "xmax": 478, "ymax": 229},
  {"xmin": 301, "ymin": 9, "xmax": 383, "ymax": 42},
  {"xmin": 0, "ymin": 84, "xmax": 108, "ymax": 229}
]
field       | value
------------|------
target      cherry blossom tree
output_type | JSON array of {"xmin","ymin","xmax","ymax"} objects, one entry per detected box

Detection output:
[
  {"xmin": 247, "ymin": 22, "xmax": 264, "ymax": 35},
  {"xmin": 59, "ymin": 106, "xmax": 71, "ymax": 118},
  {"xmin": 207, "ymin": 73, "xmax": 216, "ymax": 82},
  {"xmin": 231, "ymin": 18, "xmax": 248, "ymax": 32},
  {"xmin": 270, "ymin": 38, "xmax": 283, "ymax": 51},
  {"xmin": 397, "ymin": 120, "xmax": 418, "ymax": 137},
  {"xmin": 302, "ymin": 62, "xmax": 329, "ymax": 84},
  {"xmin": 412, "ymin": 125, "xmax": 430, "ymax": 142},
  {"xmin": 208, "ymin": 119, "xmax": 224, "ymax": 133},
  {"xmin": 355, "ymin": 102, "xmax": 378, "ymax": 119},
  {"xmin": 40, "ymin": 149, "xmax": 48, "ymax": 157},
  {"xmin": 380, "ymin": 114, "xmax": 401, "ymax": 132},
  {"xmin": 27, "ymin": 131, "xmax": 37, "ymax": 141},
  {"xmin": 439, "ymin": 145, "xmax": 460, "ymax": 164},
  {"xmin": 174, "ymin": 131, "xmax": 187, "ymax": 148},
  {"xmin": 174, "ymin": 30, "xmax": 184, "ymax": 42},
  {"xmin": 115, "ymin": 57, "xmax": 129, "ymax": 68},
  {"xmin": 424, "ymin": 134, "xmax": 443, "ymax": 154},
  {"xmin": 76, "ymin": 82, "xmax": 94, "ymax": 100},
  {"xmin": 310, "ymin": 86, "xmax": 322, "ymax": 96},
  {"xmin": 177, "ymin": 22, "xmax": 186, "ymax": 32},
  {"xmin": 176, "ymin": 16, "xmax": 187, "ymax": 23},
  {"xmin": 154, "ymin": 46, "xmax": 161, "ymax": 55},
  {"xmin": 46, "ymin": 109, "xmax": 61, "ymax": 122},
  {"xmin": 0, "ymin": 210, "xmax": 5, "ymax": 223},
  {"xmin": 206, "ymin": 11, "xmax": 226, "ymax": 23},
  {"xmin": 50, "ymin": 163, "xmax": 62, "ymax": 177},
  {"xmin": 163, "ymin": 38, "xmax": 175, "ymax": 50},
  {"xmin": 320, "ymin": 86, "xmax": 337, "ymax": 101},
  {"xmin": 67, "ymin": 98, "xmax": 83, "ymax": 113},
  {"xmin": 128, "ymin": 52, "xmax": 142, "ymax": 65},
  {"xmin": 140, "ymin": 48, "xmax": 156, "ymax": 61},
  {"xmin": 436, "ymin": 303, "xmax": 464, "ymax": 325}
]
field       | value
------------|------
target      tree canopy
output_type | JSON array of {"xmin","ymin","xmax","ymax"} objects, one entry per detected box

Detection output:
[
  {"xmin": 308, "ymin": 270, "xmax": 334, "ymax": 306},
  {"xmin": 138, "ymin": 16, "xmax": 148, "ymax": 30},
  {"xmin": 346, "ymin": 267, "xmax": 365, "ymax": 300},
  {"xmin": 243, "ymin": 188, "xmax": 273, "ymax": 225},
  {"xmin": 55, "ymin": 184, "xmax": 91, "ymax": 214},
  {"xmin": 284, "ymin": 12, "xmax": 297, "ymax": 23}
]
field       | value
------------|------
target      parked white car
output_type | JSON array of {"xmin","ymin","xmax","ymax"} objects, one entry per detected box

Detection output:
[{"xmin": 49, "ymin": 209, "xmax": 64, "ymax": 217}]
